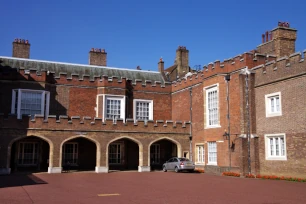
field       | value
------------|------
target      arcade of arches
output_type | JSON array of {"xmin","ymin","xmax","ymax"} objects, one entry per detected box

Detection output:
[{"xmin": 0, "ymin": 134, "xmax": 189, "ymax": 174}]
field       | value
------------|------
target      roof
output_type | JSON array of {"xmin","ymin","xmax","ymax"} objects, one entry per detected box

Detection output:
[
  {"xmin": 165, "ymin": 64, "xmax": 177, "ymax": 74},
  {"xmin": 0, "ymin": 56, "xmax": 165, "ymax": 84}
]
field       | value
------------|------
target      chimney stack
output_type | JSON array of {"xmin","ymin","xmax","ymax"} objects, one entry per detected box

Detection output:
[
  {"xmin": 158, "ymin": 57, "xmax": 164, "ymax": 73},
  {"xmin": 175, "ymin": 46, "xmax": 189, "ymax": 78},
  {"xmin": 12, "ymin": 38, "xmax": 30, "ymax": 58},
  {"xmin": 89, "ymin": 48, "xmax": 107, "ymax": 66}
]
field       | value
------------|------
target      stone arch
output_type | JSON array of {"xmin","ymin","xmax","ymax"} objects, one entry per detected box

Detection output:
[
  {"xmin": 59, "ymin": 135, "xmax": 101, "ymax": 168},
  {"xmin": 148, "ymin": 137, "xmax": 182, "ymax": 167},
  {"xmin": 7, "ymin": 135, "xmax": 54, "ymax": 169},
  {"xmin": 106, "ymin": 136, "xmax": 143, "ymax": 167}
]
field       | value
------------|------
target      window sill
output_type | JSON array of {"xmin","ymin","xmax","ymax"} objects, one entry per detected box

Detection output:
[
  {"xmin": 205, "ymin": 125, "xmax": 221, "ymax": 129},
  {"xmin": 195, "ymin": 162, "xmax": 205, "ymax": 165},
  {"xmin": 265, "ymin": 157, "xmax": 287, "ymax": 161},
  {"xmin": 266, "ymin": 113, "xmax": 282, "ymax": 118},
  {"xmin": 206, "ymin": 163, "xmax": 217, "ymax": 166}
]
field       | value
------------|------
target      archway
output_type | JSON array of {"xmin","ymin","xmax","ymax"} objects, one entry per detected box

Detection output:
[
  {"xmin": 149, "ymin": 138, "xmax": 182, "ymax": 170},
  {"xmin": 9, "ymin": 136, "xmax": 51, "ymax": 173},
  {"xmin": 61, "ymin": 137, "xmax": 97, "ymax": 172},
  {"xmin": 107, "ymin": 137, "xmax": 142, "ymax": 171}
]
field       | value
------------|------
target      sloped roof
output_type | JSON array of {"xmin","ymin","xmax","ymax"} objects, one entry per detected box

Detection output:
[
  {"xmin": 165, "ymin": 64, "xmax": 177, "ymax": 74},
  {"xmin": 0, "ymin": 57, "xmax": 165, "ymax": 84}
]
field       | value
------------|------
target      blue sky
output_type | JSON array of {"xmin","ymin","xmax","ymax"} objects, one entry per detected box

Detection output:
[{"xmin": 1, "ymin": 0, "xmax": 305, "ymax": 71}]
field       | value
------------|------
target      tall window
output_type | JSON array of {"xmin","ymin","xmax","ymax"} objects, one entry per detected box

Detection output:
[
  {"xmin": 63, "ymin": 143, "xmax": 78, "ymax": 165},
  {"xmin": 103, "ymin": 95, "xmax": 125, "ymax": 121},
  {"xmin": 207, "ymin": 142, "xmax": 217, "ymax": 165},
  {"xmin": 11, "ymin": 89, "xmax": 50, "ymax": 119},
  {"xmin": 150, "ymin": 144, "xmax": 160, "ymax": 164},
  {"xmin": 18, "ymin": 142, "xmax": 39, "ymax": 165},
  {"xmin": 106, "ymin": 98, "xmax": 121, "ymax": 119},
  {"xmin": 133, "ymin": 99, "xmax": 153, "ymax": 121},
  {"xmin": 109, "ymin": 143, "xmax": 121, "ymax": 164},
  {"xmin": 265, "ymin": 92, "xmax": 282, "ymax": 117},
  {"xmin": 265, "ymin": 134, "xmax": 286, "ymax": 160},
  {"xmin": 196, "ymin": 145, "xmax": 204, "ymax": 164},
  {"xmin": 205, "ymin": 85, "xmax": 219, "ymax": 128}
]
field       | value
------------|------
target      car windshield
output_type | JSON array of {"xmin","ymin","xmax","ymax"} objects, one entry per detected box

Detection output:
[{"xmin": 179, "ymin": 158, "xmax": 190, "ymax": 161}]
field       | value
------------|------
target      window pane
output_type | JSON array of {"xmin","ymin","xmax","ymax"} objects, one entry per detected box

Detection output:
[
  {"xmin": 106, "ymin": 99, "xmax": 121, "ymax": 119},
  {"xmin": 207, "ymin": 89, "xmax": 218, "ymax": 126},
  {"xmin": 20, "ymin": 92, "xmax": 42, "ymax": 118},
  {"xmin": 136, "ymin": 101, "xmax": 150, "ymax": 120}
]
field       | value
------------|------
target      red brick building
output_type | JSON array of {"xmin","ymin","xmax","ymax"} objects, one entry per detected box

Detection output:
[{"xmin": 0, "ymin": 22, "xmax": 305, "ymax": 178}]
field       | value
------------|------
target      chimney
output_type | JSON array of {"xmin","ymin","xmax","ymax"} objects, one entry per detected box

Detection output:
[
  {"xmin": 257, "ymin": 22, "xmax": 297, "ymax": 58},
  {"xmin": 12, "ymin": 38, "xmax": 30, "ymax": 58},
  {"xmin": 89, "ymin": 48, "xmax": 107, "ymax": 66},
  {"xmin": 175, "ymin": 46, "xmax": 189, "ymax": 77},
  {"xmin": 158, "ymin": 57, "xmax": 164, "ymax": 73}
]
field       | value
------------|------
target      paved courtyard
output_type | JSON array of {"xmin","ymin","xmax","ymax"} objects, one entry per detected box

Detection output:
[{"xmin": 1, "ymin": 171, "xmax": 306, "ymax": 204}]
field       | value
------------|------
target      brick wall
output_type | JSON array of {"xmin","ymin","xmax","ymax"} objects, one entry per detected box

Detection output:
[{"xmin": 254, "ymin": 53, "xmax": 306, "ymax": 177}]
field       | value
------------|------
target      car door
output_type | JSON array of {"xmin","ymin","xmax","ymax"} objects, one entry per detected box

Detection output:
[
  {"xmin": 172, "ymin": 158, "xmax": 179, "ymax": 170},
  {"xmin": 165, "ymin": 158, "xmax": 173, "ymax": 169}
]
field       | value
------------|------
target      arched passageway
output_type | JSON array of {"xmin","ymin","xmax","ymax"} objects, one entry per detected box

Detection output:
[
  {"xmin": 10, "ymin": 136, "xmax": 50, "ymax": 173},
  {"xmin": 61, "ymin": 137, "xmax": 96, "ymax": 172},
  {"xmin": 108, "ymin": 138, "xmax": 140, "ymax": 171},
  {"xmin": 149, "ymin": 139, "xmax": 178, "ymax": 170}
]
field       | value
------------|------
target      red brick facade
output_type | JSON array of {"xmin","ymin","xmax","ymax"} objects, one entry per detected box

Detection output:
[{"xmin": 0, "ymin": 23, "xmax": 305, "ymax": 178}]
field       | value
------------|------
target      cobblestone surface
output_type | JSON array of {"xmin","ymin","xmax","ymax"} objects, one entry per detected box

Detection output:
[{"xmin": 1, "ymin": 172, "xmax": 306, "ymax": 204}]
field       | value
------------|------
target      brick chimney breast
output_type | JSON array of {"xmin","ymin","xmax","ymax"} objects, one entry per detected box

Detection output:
[
  {"xmin": 12, "ymin": 38, "xmax": 30, "ymax": 58},
  {"xmin": 89, "ymin": 48, "xmax": 107, "ymax": 66}
]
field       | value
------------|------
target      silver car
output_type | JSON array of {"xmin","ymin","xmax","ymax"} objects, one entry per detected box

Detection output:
[{"xmin": 162, "ymin": 157, "xmax": 195, "ymax": 173}]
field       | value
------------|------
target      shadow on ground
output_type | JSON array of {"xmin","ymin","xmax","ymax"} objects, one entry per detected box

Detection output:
[{"xmin": 0, "ymin": 173, "xmax": 47, "ymax": 188}]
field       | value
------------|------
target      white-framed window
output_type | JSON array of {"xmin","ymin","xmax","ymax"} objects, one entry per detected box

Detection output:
[
  {"xmin": 195, "ymin": 145, "xmax": 205, "ymax": 164},
  {"xmin": 265, "ymin": 134, "xmax": 287, "ymax": 160},
  {"xmin": 17, "ymin": 142, "xmax": 39, "ymax": 165},
  {"xmin": 11, "ymin": 89, "xmax": 50, "ymax": 119},
  {"xmin": 207, "ymin": 142, "xmax": 217, "ymax": 165},
  {"xmin": 133, "ymin": 99, "xmax": 153, "ymax": 121},
  {"xmin": 63, "ymin": 143, "xmax": 78, "ymax": 165},
  {"xmin": 102, "ymin": 95, "xmax": 126, "ymax": 121},
  {"xmin": 265, "ymin": 92, "xmax": 282, "ymax": 117},
  {"xmin": 109, "ymin": 143, "xmax": 121, "ymax": 164},
  {"xmin": 204, "ymin": 84, "xmax": 220, "ymax": 128},
  {"xmin": 150, "ymin": 144, "xmax": 160, "ymax": 164}
]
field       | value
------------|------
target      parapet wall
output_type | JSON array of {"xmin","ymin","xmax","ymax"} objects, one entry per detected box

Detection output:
[
  {"xmin": 0, "ymin": 114, "xmax": 190, "ymax": 134},
  {"xmin": 253, "ymin": 50, "xmax": 306, "ymax": 87},
  {"xmin": 171, "ymin": 52, "xmax": 276, "ymax": 92},
  {"xmin": 0, "ymin": 68, "xmax": 172, "ymax": 92}
]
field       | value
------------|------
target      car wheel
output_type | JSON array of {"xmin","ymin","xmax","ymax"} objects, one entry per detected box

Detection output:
[
  {"xmin": 175, "ymin": 166, "xmax": 179, "ymax": 173},
  {"xmin": 163, "ymin": 165, "xmax": 167, "ymax": 172}
]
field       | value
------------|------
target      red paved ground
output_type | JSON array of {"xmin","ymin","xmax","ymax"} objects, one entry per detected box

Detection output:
[{"xmin": 1, "ymin": 171, "xmax": 306, "ymax": 204}]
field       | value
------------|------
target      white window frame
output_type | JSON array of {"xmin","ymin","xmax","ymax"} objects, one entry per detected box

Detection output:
[
  {"xmin": 102, "ymin": 94, "xmax": 126, "ymax": 122},
  {"xmin": 204, "ymin": 84, "xmax": 220, "ymax": 128},
  {"xmin": 133, "ymin": 99, "xmax": 153, "ymax": 121},
  {"xmin": 150, "ymin": 144, "xmax": 160, "ymax": 164},
  {"xmin": 63, "ymin": 142, "xmax": 79, "ymax": 166},
  {"xmin": 11, "ymin": 89, "xmax": 50, "ymax": 119},
  {"xmin": 265, "ymin": 134, "xmax": 287, "ymax": 160},
  {"xmin": 195, "ymin": 144, "xmax": 205, "ymax": 164},
  {"xmin": 109, "ymin": 143, "xmax": 122, "ymax": 164},
  {"xmin": 207, "ymin": 142, "xmax": 217, "ymax": 165},
  {"xmin": 265, "ymin": 92, "xmax": 282, "ymax": 117},
  {"xmin": 17, "ymin": 142, "xmax": 39, "ymax": 166}
]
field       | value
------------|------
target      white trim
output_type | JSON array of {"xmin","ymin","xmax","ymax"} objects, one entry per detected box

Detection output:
[
  {"xmin": 133, "ymin": 99, "xmax": 153, "ymax": 121},
  {"xmin": 265, "ymin": 133, "xmax": 287, "ymax": 161},
  {"xmin": 11, "ymin": 89, "xmax": 50, "ymax": 119},
  {"xmin": 0, "ymin": 56, "xmax": 159, "ymax": 73},
  {"xmin": 102, "ymin": 94, "xmax": 126, "ymax": 122},
  {"xmin": 204, "ymin": 83, "xmax": 220, "ymax": 129},
  {"xmin": 265, "ymin": 92, "xmax": 282, "ymax": 117},
  {"xmin": 195, "ymin": 144, "xmax": 205, "ymax": 165},
  {"xmin": 207, "ymin": 142, "xmax": 217, "ymax": 165}
]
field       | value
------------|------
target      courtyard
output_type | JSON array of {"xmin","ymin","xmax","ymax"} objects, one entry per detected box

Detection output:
[{"xmin": 1, "ymin": 172, "xmax": 306, "ymax": 204}]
